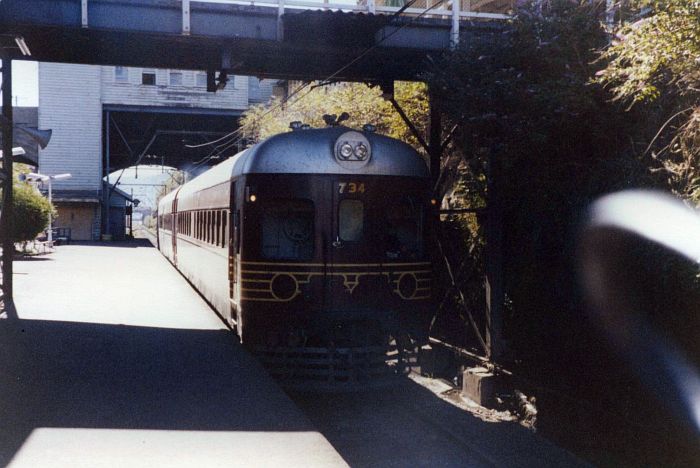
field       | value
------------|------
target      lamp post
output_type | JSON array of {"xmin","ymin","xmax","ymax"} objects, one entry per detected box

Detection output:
[{"xmin": 26, "ymin": 172, "xmax": 72, "ymax": 247}]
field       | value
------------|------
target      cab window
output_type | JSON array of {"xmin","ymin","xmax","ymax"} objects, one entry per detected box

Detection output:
[
  {"xmin": 261, "ymin": 199, "xmax": 314, "ymax": 260},
  {"xmin": 339, "ymin": 199, "xmax": 364, "ymax": 242}
]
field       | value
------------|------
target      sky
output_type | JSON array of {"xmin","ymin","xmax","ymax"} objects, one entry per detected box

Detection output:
[{"xmin": 1, "ymin": 60, "xmax": 39, "ymax": 107}]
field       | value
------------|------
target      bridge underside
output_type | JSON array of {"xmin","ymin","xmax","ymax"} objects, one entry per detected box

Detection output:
[
  {"xmin": 105, "ymin": 107, "xmax": 242, "ymax": 176},
  {"xmin": 0, "ymin": 0, "xmax": 500, "ymax": 82}
]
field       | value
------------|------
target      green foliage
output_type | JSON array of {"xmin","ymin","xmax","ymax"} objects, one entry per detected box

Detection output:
[
  {"xmin": 427, "ymin": 0, "xmax": 654, "ymax": 364},
  {"xmin": 597, "ymin": 0, "xmax": 700, "ymax": 104},
  {"xmin": 597, "ymin": 0, "xmax": 700, "ymax": 202},
  {"xmin": 239, "ymin": 81, "xmax": 429, "ymax": 153},
  {"xmin": 10, "ymin": 182, "xmax": 54, "ymax": 244}
]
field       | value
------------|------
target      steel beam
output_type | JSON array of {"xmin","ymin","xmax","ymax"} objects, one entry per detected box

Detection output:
[
  {"xmin": 428, "ymin": 90, "xmax": 442, "ymax": 191},
  {"xmin": 81, "ymin": 0, "xmax": 88, "ymax": 28},
  {"xmin": 484, "ymin": 147, "xmax": 504, "ymax": 360},
  {"xmin": 182, "ymin": 0, "xmax": 191, "ymax": 35},
  {"xmin": 451, "ymin": 0, "xmax": 460, "ymax": 48},
  {"xmin": 103, "ymin": 109, "xmax": 110, "ymax": 238},
  {"xmin": 1, "ymin": 58, "xmax": 13, "ymax": 300},
  {"xmin": 0, "ymin": 0, "xmax": 505, "ymax": 82}
]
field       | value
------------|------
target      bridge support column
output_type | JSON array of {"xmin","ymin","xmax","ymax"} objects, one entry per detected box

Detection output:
[
  {"xmin": 1, "ymin": 56, "xmax": 13, "ymax": 300},
  {"xmin": 81, "ymin": 0, "xmax": 89, "ymax": 28},
  {"xmin": 451, "ymin": 0, "xmax": 460, "ymax": 48},
  {"xmin": 277, "ymin": 0, "xmax": 285, "ymax": 40},
  {"xmin": 428, "ymin": 90, "xmax": 442, "ymax": 192},
  {"xmin": 103, "ymin": 110, "xmax": 111, "ymax": 239}
]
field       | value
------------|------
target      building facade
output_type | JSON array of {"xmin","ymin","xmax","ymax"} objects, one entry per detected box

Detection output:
[{"xmin": 38, "ymin": 63, "xmax": 272, "ymax": 240}]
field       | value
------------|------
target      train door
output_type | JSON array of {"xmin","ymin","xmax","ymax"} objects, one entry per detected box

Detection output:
[
  {"xmin": 172, "ymin": 197, "xmax": 178, "ymax": 265},
  {"xmin": 228, "ymin": 181, "xmax": 238, "ymax": 327},
  {"xmin": 327, "ymin": 177, "xmax": 370, "ymax": 312}
]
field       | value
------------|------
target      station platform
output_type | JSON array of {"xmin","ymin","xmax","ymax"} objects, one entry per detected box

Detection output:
[{"xmin": 0, "ymin": 240, "xmax": 347, "ymax": 467}]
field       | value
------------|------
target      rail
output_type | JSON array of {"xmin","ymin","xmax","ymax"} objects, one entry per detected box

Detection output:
[{"xmin": 79, "ymin": 0, "xmax": 512, "ymax": 48}]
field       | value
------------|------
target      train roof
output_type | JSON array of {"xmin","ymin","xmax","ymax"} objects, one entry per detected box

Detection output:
[
  {"xmin": 159, "ymin": 127, "xmax": 428, "ymax": 209},
  {"xmin": 232, "ymin": 127, "xmax": 429, "ymax": 178}
]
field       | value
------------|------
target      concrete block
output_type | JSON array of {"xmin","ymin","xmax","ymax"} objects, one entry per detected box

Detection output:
[
  {"xmin": 462, "ymin": 366, "xmax": 496, "ymax": 406},
  {"xmin": 416, "ymin": 345, "xmax": 436, "ymax": 377}
]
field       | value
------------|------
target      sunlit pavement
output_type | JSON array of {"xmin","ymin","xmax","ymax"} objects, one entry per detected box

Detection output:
[{"xmin": 0, "ymin": 241, "xmax": 347, "ymax": 467}]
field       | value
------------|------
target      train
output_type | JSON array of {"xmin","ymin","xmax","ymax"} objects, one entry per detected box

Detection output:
[{"xmin": 157, "ymin": 124, "xmax": 433, "ymax": 385}]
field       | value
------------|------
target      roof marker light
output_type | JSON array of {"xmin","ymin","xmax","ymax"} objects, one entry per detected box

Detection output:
[{"xmin": 362, "ymin": 124, "xmax": 376, "ymax": 133}]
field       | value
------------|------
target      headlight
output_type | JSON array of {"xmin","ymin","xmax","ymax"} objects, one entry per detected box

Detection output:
[
  {"xmin": 334, "ymin": 131, "xmax": 371, "ymax": 168},
  {"xmin": 339, "ymin": 142, "xmax": 354, "ymax": 160},
  {"xmin": 354, "ymin": 143, "xmax": 368, "ymax": 159}
]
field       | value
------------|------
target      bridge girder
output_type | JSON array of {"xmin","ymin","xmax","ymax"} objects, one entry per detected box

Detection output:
[{"xmin": 0, "ymin": 0, "xmax": 502, "ymax": 82}]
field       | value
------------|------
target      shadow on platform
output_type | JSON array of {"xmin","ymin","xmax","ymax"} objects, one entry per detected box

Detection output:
[
  {"xmin": 291, "ymin": 377, "xmax": 586, "ymax": 468},
  {"xmin": 0, "ymin": 318, "xmax": 313, "ymax": 465}
]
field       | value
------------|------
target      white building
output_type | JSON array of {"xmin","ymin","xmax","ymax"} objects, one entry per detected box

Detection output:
[{"xmin": 38, "ymin": 63, "xmax": 272, "ymax": 240}]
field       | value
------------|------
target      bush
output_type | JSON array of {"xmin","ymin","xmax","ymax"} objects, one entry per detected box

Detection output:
[{"xmin": 9, "ymin": 183, "xmax": 54, "ymax": 244}]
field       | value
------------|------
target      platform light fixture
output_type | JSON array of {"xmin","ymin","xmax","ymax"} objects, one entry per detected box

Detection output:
[
  {"xmin": 14, "ymin": 36, "xmax": 31, "ymax": 56},
  {"xmin": 0, "ymin": 147, "xmax": 26, "ymax": 159}
]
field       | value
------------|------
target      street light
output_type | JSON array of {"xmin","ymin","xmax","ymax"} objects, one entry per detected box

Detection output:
[{"xmin": 25, "ymin": 172, "xmax": 72, "ymax": 247}]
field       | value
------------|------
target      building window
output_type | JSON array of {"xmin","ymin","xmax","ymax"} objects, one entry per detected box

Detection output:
[
  {"xmin": 169, "ymin": 71, "xmax": 183, "ymax": 86},
  {"xmin": 195, "ymin": 72, "xmax": 207, "ymax": 88},
  {"xmin": 142, "ymin": 69, "xmax": 156, "ymax": 86},
  {"xmin": 115, "ymin": 66, "xmax": 128, "ymax": 82}
]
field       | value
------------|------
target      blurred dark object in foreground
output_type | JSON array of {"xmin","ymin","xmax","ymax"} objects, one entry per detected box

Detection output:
[{"xmin": 579, "ymin": 190, "xmax": 700, "ymax": 457}]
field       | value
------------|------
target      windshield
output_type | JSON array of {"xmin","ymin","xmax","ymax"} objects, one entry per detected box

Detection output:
[
  {"xmin": 260, "ymin": 198, "xmax": 315, "ymax": 260},
  {"xmin": 384, "ymin": 197, "xmax": 424, "ymax": 260}
]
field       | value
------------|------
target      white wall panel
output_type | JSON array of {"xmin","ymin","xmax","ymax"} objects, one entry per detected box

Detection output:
[
  {"xmin": 100, "ymin": 66, "xmax": 249, "ymax": 110},
  {"xmin": 38, "ymin": 63, "xmax": 102, "ymax": 191}
]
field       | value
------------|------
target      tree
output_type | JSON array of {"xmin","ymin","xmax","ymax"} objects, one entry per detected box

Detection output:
[
  {"xmin": 239, "ymin": 81, "xmax": 429, "ymax": 153},
  {"xmin": 426, "ymin": 0, "xmax": 651, "ymax": 354},
  {"xmin": 597, "ymin": 0, "xmax": 700, "ymax": 202},
  {"xmin": 424, "ymin": 2, "xmax": 700, "ymax": 463},
  {"xmin": 9, "ymin": 182, "xmax": 54, "ymax": 244}
]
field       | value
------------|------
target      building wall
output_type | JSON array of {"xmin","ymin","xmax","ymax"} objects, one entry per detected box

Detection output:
[
  {"xmin": 100, "ymin": 67, "xmax": 253, "ymax": 110},
  {"xmin": 55, "ymin": 203, "xmax": 99, "ymax": 241},
  {"xmin": 38, "ymin": 63, "xmax": 274, "ymax": 240},
  {"xmin": 38, "ymin": 63, "xmax": 103, "ymax": 192}
]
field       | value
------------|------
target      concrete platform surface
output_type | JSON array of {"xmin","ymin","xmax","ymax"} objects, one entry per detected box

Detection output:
[{"xmin": 0, "ymin": 241, "xmax": 347, "ymax": 467}]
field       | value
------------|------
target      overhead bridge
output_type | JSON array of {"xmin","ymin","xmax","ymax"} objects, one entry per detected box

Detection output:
[{"xmin": 0, "ymin": 0, "xmax": 509, "ymax": 81}]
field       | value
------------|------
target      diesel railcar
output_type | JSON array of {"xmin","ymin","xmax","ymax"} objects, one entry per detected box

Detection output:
[{"xmin": 157, "ymin": 126, "xmax": 432, "ymax": 383}]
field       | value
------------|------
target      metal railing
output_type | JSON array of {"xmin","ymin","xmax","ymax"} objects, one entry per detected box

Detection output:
[{"xmin": 80, "ymin": 0, "xmax": 512, "ymax": 47}]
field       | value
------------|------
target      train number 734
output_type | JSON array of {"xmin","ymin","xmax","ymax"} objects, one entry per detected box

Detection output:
[{"xmin": 338, "ymin": 182, "xmax": 366, "ymax": 194}]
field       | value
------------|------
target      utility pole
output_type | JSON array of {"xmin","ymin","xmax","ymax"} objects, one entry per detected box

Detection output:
[{"xmin": 1, "ymin": 57, "xmax": 13, "ymax": 300}]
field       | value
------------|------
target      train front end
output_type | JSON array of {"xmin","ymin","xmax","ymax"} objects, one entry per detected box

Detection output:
[{"xmin": 237, "ymin": 127, "xmax": 432, "ymax": 388}]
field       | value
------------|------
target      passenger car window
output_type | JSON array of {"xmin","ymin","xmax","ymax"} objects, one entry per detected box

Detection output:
[
  {"xmin": 339, "ymin": 199, "xmax": 364, "ymax": 242},
  {"xmin": 261, "ymin": 199, "xmax": 314, "ymax": 260}
]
